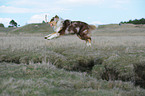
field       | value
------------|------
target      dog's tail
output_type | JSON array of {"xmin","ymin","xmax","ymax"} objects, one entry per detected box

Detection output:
[{"xmin": 89, "ymin": 25, "xmax": 97, "ymax": 30}]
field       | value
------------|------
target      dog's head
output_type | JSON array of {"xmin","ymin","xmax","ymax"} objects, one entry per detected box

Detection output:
[{"xmin": 49, "ymin": 15, "xmax": 60, "ymax": 27}]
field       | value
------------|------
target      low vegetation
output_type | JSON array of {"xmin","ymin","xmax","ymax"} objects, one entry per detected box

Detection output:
[
  {"xmin": 0, "ymin": 23, "xmax": 145, "ymax": 95},
  {"xmin": 1, "ymin": 62, "xmax": 145, "ymax": 96}
]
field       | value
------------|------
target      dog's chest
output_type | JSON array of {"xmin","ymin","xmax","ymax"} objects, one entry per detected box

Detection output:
[{"xmin": 54, "ymin": 20, "xmax": 63, "ymax": 32}]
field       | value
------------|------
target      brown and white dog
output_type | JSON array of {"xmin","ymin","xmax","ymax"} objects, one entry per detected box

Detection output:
[{"xmin": 45, "ymin": 15, "xmax": 96, "ymax": 46}]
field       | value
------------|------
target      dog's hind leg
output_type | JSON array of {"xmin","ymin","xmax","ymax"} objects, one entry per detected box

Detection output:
[
  {"xmin": 77, "ymin": 34, "xmax": 91, "ymax": 46},
  {"xmin": 86, "ymin": 39, "xmax": 91, "ymax": 46}
]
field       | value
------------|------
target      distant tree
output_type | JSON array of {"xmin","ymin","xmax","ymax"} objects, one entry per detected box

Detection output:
[
  {"xmin": 9, "ymin": 20, "xmax": 17, "ymax": 27},
  {"xmin": 133, "ymin": 19, "xmax": 138, "ymax": 24},
  {"xmin": 128, "ymin": 20, "xmax": 132, "ymax": 23},
  {"xmin": 42, "ymin": 20, "xmax": 46, "ymax": 23},
  {"xmin": 140, "ymin": 18, "xmax": 145, "ymax": 24},
  {"xmin": 120, "ymin": 21, "xmax": 124, "ymax": 24},
  {"xmin": 0, "ymin": 23, "xmax": 4, "ymax": 27},
  {"xmin": 124, "ymin": 21, "xmax": 127, "ymax": 24},
  {"xmin": 8, "ymin": 25, "xmax": 12, "ymax": 27},
  {"xmin": 120, "ymin": 18, "xmax": 145, "ymax": 24}
]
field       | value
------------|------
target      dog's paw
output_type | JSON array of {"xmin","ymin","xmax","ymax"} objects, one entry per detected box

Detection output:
[
  {"xmin": 44, "ymin": 37, "xmax": 48, "ymax": 39},
  {"xmin": 86, "ymin": 43, "xmax": 91, "ymax": 47}
]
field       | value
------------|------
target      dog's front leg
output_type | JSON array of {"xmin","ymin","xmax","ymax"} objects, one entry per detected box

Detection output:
[
  {"xmin": 44, "ymin": 34, "xmax": 52, "ymax": 39},
  {"xmin": 45, "ymin": 32, "xmax": 60, "ymax": 40}
]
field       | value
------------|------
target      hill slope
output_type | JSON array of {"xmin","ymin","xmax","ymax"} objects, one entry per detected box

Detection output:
[
  {"xmin": 0, "ymin": 27, "xmax": 15, "ymax": 32},
  {"xmin": 11, "ymin": 23, "xmax": 54, "ymax": 33}
]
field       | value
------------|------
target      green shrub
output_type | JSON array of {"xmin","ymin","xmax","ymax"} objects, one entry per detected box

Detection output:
[{"xmin": 0, "ymin": 23, "xmax": 4, "ymax": 27}]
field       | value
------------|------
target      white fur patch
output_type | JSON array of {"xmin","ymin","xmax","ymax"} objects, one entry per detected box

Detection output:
[
  {"xmin": 70, "ymin": 30, "xmax": 74, "ymax": 33},
  {"xmin": 83, "ymin": 29, "xmax": 88, "ymax": 33},
  {"xmin": 45, "ymin": 34, "xmax": 51, "ymax": 38},
  {"xmin": 47, "ymin": 33, "xmax": 60, "ymax": 40},
  {"xmin": 65, "ymin": 27, "xmax": 70, "ymax": 34},
  {"xmin": 55, "ymin": 26, "xmax": 62, "ymax": 32},
  {"xmin": 76, "ymin": 27, "xmax": 80, "ymax": 32},
  {"xmin": 72, "ymin": 22, "xmax": 78, "ymax": 25}
]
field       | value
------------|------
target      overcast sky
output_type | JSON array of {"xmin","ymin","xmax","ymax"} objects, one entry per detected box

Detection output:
[{"xmin": 0, "ymin": 0, "xmax": 145, "ymax": 27}]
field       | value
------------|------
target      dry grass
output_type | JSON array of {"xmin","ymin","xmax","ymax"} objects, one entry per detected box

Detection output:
[{"xmin": 0, "ymin": 24, "xmax": 145, "ymax": 95}]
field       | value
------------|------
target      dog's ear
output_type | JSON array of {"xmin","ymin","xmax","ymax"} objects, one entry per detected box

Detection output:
[{"xmin": 55, "ymin": 15, "xmax": 59, "ymax": 18}]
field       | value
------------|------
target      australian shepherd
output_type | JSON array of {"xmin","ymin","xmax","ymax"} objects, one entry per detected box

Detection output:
[{"xmin": 45, "ymin": 15, "xmax": 96, "ymax": 46}]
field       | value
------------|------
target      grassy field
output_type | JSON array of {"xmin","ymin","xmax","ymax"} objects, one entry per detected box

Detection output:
[{"xmin": 0, "ymin": 24, "xmax": 145, "ymax": 96}]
